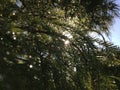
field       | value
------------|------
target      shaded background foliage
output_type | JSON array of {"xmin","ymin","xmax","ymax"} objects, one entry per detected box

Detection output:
[{"xmin": 0, "ymin": 0, "xmax": 120, "ymax": 90}]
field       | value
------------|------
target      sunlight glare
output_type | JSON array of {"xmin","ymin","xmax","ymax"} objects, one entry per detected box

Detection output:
[
  {"xmin": 29, "ymin": 65, "xmax": 33, "ymax": 68},
  {"xmin": 63, "ymin": 31, "xmax": 73, "ymax": 39},
  {"xmin": 64, "ymin": 40, "xmax": 70, "ymax": 45}
]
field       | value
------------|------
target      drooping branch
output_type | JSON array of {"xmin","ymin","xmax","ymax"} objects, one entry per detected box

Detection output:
[{"xmin": 16, "ymin": 26, "xmax": 67, "ymax": 39}]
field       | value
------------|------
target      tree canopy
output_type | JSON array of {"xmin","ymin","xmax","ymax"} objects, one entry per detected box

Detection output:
[{"xmin": 0, "ymin": 0, "xmax": 120, "ymax": 90}]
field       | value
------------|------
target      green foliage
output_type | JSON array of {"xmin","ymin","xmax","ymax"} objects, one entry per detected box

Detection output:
[{"xmin": 0, "ymin": 0, "xmax": 120, "ymax": 90}]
